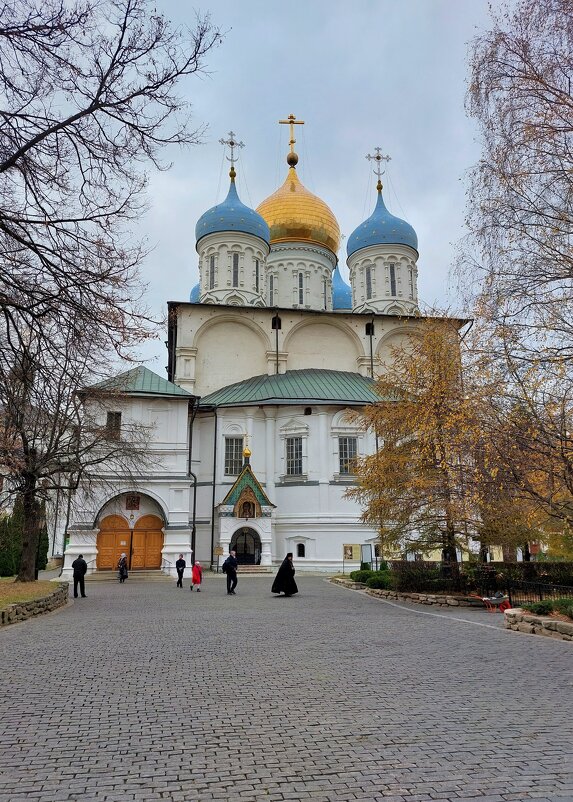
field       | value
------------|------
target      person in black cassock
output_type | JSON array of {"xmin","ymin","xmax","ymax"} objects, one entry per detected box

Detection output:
[
  {"xmin": 71, "ymin": 554, "xmax": 88, "ymax": 598},
  {"xmin": 271, "ymin": 552, "xmax": 298, "ymax": 596}
]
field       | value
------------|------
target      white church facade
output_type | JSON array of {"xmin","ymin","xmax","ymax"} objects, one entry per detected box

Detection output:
[{"xmin": 61, "ymin": 120, "xmax": 431, "ymax": 579}]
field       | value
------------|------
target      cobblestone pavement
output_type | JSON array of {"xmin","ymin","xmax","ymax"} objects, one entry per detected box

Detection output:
[{"xmin": 1, "ymin": 574, "xmax": 572, "ymax": 802}]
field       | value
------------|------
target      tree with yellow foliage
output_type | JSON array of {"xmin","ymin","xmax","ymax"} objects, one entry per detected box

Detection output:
[
  {"xmin": 348, "ymin": 318, "xmax": 546, "ymax": 562},
  {"xmin": 347, "ymin": 320, "xmax": 475, "ymax": 562}
]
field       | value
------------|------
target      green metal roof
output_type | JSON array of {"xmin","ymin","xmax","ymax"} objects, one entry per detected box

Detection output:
[
  {"xmin": 221, "ymin": 464, "xmax": 275, "ymax": 508},
  {"xmin": 92, "ymin": 366, "xmax": 192, "ymax": 398},
  {"xmin": 200, "ymin": 369, "xmax": 381, "ymax": 408}
]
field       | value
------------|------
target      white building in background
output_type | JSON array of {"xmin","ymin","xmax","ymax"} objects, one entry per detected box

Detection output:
[{"xmin": 61, "ymin": 121, "xmax": 436, "ymax": 579}]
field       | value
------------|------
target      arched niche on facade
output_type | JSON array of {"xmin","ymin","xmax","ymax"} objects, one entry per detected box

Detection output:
[
  {"xmin": 284, "ymin": 319, "xmax": 363, "ymax": 372},
  {"xmin": 376, "ymin": 325, "xmax": 422, "ymax": 374},
  {"xmin": 193, "ymin": 315, "xmax": 271, "ymax": 394}
]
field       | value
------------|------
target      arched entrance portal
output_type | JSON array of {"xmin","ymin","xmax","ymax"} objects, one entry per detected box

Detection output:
[
  {"xmin": 96, "ymin": 514, "xmax": 164, "ymax": 570},
  {"xmin": 230, "ymin": 527, "xmax": 262, "ymax": 565}
]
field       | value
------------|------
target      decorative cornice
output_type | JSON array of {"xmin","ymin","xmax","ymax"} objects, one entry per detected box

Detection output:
[{"xmin": 268, "ymin": 241, "xmax": 337, "ymax": 267}]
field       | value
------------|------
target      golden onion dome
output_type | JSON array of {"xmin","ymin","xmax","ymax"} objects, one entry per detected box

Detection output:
[{"xmin": 256, "ymin": 166, "xmax": 340, "ymax": 256}]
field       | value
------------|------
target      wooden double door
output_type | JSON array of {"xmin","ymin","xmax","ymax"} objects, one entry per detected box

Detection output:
[{"xmin": 96, "ymin": 514, "xmax": 164, "ymax": 570}]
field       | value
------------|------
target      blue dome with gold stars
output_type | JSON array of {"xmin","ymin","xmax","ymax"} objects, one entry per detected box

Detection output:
[
  {"xmin": 347, "ymin": 187, "xmax": 418, "ymax": 258},
  {"xmin": 196, "ymin": 175, "xmax": 270, "ymax": 248}
]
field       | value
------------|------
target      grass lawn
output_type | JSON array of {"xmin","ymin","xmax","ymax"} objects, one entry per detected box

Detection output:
[{"xmin": 0, "ymin": 578, "xmax": 59, "ymax": 611}]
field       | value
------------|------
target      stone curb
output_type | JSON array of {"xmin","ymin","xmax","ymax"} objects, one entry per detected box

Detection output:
[
  {"xmin": 504, "ymin": 607, "xmax": 573, "ymax": 641},
  {"xmin": 0, "ymin": 582, "xmax": 69, "ymax": 627},
  {"xmin": 330, "ymin": 577, "xmax": 482, "ymax": 608}
]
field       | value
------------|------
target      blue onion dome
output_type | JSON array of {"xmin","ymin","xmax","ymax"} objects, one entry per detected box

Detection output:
[
  {"xmin": 189, "ymin": 281, "xmax": 200, "ymax": 302},
  {"xmin": 347, "ymin": 181, "xmax": 418, "ymax": 258},
  {"xmin": 332, "ymin": 265, "xmax": 352, "ymax": 310},
  {"xmin": 195, "ymin": 168, "xmax": 270, "ymax": 248}
]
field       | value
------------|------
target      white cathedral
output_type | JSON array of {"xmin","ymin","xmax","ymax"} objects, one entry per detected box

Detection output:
[{"xmin": 61, "ymin": 119, "xmax": 428, "ymax": 579}]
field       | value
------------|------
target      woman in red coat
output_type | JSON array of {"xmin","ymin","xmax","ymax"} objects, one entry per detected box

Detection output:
[{"xmin": 191, "ymin": 561, "xmax": 203, "ymax": 592}]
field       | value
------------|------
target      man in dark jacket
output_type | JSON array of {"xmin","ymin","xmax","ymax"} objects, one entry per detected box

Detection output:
[
  {"xmin": 71, "ymin": 554, "xmax": 88, "ymax": 598},
  {"xmin": 224, "ymin": 549, "xmax": 238, "ymax": 595},
  {"xmin": 175, "ymin": 553, "xmax": 186, "ymax": 588}
]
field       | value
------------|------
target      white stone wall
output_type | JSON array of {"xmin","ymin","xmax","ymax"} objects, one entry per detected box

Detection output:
[
  {"xmin": 62, "ymin": 394, "xmax": 194, "ymax": 577},
  {"xmin": 175, "ymin": 303, "xmax": 427, "ymax": 396},
  {"xmin": 192, "ymin": 404, "xmax": 377, "ymax": 568}
]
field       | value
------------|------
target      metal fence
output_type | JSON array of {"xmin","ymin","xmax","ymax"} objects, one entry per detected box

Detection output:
[{"xmin": 507, "ymin": 579, "xmax": 573, "ymax": 607}]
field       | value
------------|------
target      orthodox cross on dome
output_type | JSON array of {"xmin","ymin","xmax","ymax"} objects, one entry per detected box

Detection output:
[
  {"xmin": 219, "ymin": 131, "xmax": 245, "ymax": 179},
  {"xmin": 366, "ymin": 147, "xmax": 391, "ymax": 191},
  {"xmin": 279, "ymin": 114, "xmax": 304, "ymax": 167}
]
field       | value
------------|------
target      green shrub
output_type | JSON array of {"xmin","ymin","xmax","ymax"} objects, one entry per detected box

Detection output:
[
  {"xmin": 522, "ymin": 600, "xmax": 553, "ymax": 616},
  {"xmin": 552, "ymin": 598, "xmax": 573, "ymax": 619},
  {"xmin": 360, "ymin": 562, "xmax": 371, "ymax": 571},
  {"xmin": 366, "ymin": 571, "xmax": 391, "ymax": 590},
  {"xmin": 349, "ymin": 569, "xmax": 375, "ymax": 583}
]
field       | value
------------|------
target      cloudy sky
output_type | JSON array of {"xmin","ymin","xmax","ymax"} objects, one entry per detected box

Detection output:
[{"xmin": 138, "ymin": 0, "xmax": 492, "ymax": 372}]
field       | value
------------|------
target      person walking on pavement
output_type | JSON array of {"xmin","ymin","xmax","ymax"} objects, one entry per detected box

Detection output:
[
  {"xmin": 118, "ymin": 553, "xmax": 128, "ymax": 583},
  {"xmin": 191, "ymin": 560, "xmax": 203, "ymax": 591},
  {"xmin": 271, "ymin": 552, "xmax": 298, "ymax": 597},
  {"xmin": 71, "ymin": 554, "xmax": 88, "ymax": 598},
  {"xmin": 223, "ymin": 549, "xmax": 238, "ymax": 595},
  {"xmin": 175, "ymin": 553, "xmax": 186, "ymax": 588}
]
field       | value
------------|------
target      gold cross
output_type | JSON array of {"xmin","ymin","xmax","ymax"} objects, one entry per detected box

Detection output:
[{"xmin": 279, "ymin": 114, "xmax": 305, "ymax": 155}]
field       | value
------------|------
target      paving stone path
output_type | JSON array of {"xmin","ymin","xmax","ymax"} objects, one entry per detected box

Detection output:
[{"xmin": 0, "ymin": 574, "xmax": 572, "ymax": 802}]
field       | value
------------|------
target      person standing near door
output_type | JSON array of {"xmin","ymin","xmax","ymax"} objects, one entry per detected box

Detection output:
[
  {"xmin": 175, "ymin": 553, "xmax": 186, "ymax": 588},
  {"xmin": 118, "ymin": 553, "xmax": 128, "ymax": 583},
  {"xmin": 223, "ymin": 549, "xmax": 238, "ymax": 595},
  {"xmin": 71, "ymin": 554, "xmax": 88, "ymax": 598}
]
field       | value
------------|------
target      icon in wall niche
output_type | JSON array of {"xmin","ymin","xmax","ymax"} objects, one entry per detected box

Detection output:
[{"xmin": 126, "ymin": 494, "xmax": 140, "ymax": 510}]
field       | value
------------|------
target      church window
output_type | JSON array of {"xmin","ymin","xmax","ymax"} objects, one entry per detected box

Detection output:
[
  {"xmin": 209, "ymin": 255, "xmax": 215, "ymax": 290},
  {"xmin": 298, "ymin": 272, "xmax": 304, "ymax": 306},
  {"xmin": 269, "ymin": 274, "xmax": 275, "ymax": 306},
  {"xmin": 224, "ymin": 437, "xmax": 244, "ymax": 475},
  {"xmin": 232, "ymin": 253, "xmax": 239, "ymax": 287},
  {"xmin": 338, "ymin": 436, "xmax": 357, "ymax": 475},
  {"xmin": 409, "ymin": 267, "xmax": 414, "ymax": 299},
  {"xmin": 286, "ymin": 436, "xmax": 303, "ymax": 476},
  {"xmin": 297, "ymin": 543, "xmax": 305, "ymax": 558},
  {"xmin": 365, "ymin": 266, "xmax": 372, "ymax": 300},
  {"xmin": 106, "ymin": 411, "xmax": 122, "ymax": 440},
  {"xmin": 323, "ymin": 277, "xmax": 327, "ymax": 309},
  {"xmin": 389, "ymin": 263, "xmax": 397, "ymax": 296},
  {"xmin": 255, "ymin": 259, "xmax": 260, "ymax": 293}
]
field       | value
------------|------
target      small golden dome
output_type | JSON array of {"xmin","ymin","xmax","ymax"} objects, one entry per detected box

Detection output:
[
  {"xmin": 256, "ymin": 167, "xmax": 340, "ymax": 255},
  {"xmin": 243, "ymin": 445, "xmax": 252, "ymax": 458}
]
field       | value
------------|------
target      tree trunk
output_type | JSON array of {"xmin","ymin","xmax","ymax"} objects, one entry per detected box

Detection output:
[
  {"xmin": 16, "ymin": 479, "xmax": 40, "ymax": 582},
  {"xmin": 522, "ymin": 542, "xmax": 531, "ymax": 562}
]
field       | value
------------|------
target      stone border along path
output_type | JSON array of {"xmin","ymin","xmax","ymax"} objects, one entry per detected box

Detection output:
[
  {"xmin": 0, "ymin": 573, "xmax": 572, "ymax": 802},
  {"xmin": 0, "ymin": 582, "xmax": 68, "ymax": 626}
]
